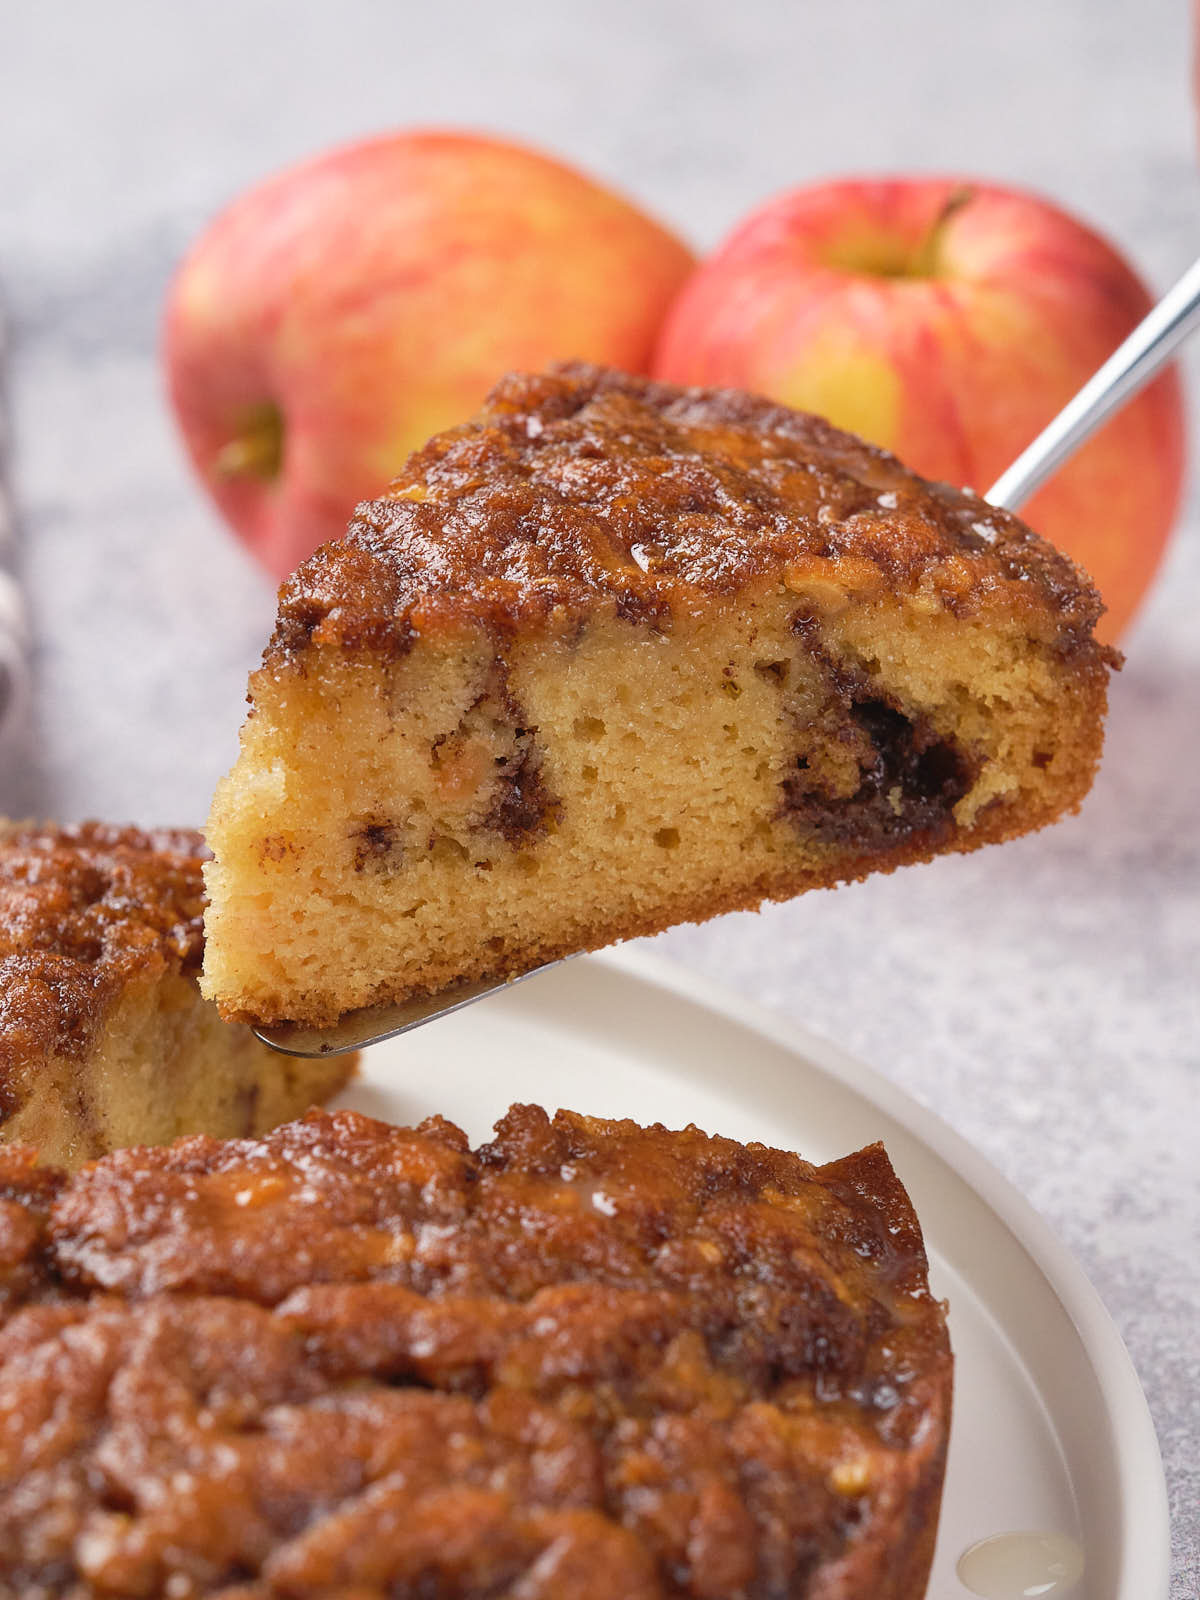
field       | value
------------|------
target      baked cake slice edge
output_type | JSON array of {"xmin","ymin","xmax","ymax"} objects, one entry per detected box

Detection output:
[{"xmin": 202, "ymin": 364, "xmax": 1116, "ymax": 1027}]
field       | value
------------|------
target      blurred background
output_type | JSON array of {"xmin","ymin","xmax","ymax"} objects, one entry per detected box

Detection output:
[{"xmin": 2, "ymin": 3, "xmax": 1198, "ymax": 1592}]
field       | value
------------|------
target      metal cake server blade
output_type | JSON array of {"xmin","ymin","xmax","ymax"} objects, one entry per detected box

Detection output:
[
  {"xmin": 254, "ymin": 961, "xmax": 570, "ymax": 1056},
  {"xmin": 255, "ymin": 253, "xmax": 1200, "ymax": 1059}
]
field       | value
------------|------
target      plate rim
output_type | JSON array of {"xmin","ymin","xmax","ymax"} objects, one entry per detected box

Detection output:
[{"xmin": 568, "ymin": 946, "xmax": 1173, "ymax": 1600}]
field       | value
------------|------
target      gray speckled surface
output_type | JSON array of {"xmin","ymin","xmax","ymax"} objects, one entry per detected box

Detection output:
[{"xmin": 2, "ymin": 2, "xmax": 1197, "ymax": 1593}]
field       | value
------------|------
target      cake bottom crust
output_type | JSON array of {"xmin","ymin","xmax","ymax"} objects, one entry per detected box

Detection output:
[{"xmin": 216, "ymin": 821, "xmax": 1037, "ymax": 1029}]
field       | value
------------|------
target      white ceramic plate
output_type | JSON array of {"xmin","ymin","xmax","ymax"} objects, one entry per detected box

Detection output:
[{"xmin": 334, "ymin": 950, "xmax": 1169, "ymax": 1600}]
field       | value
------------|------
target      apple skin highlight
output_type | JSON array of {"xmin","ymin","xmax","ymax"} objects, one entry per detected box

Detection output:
[
  {"xmin": 164, "ymin": 130, "xmax": 696, "ymax": 578},
  {"xmin": 655, "ymin": 177, "xmax": 1184, "ymax": 642}
]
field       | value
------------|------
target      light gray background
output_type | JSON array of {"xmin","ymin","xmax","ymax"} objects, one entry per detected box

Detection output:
[{"xmin": 3, "ymin": 3, "xmax": 1197, "ymax": 1593}]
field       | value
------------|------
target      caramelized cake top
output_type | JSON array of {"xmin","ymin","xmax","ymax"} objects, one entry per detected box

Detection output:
[
  {"xmin": 0, "ymin": 822, "xmax": 207, "ymax": 1088},
  {"xmin": 267, "ymin": 362, "xmax": 1112, "ymax": 666},
  {"xmin": 0, "ymin": 1104, "xmax": 950, "ymax": 1597}
]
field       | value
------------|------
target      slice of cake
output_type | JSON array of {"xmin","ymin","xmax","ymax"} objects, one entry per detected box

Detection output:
[
  {"xmin": 0, "ymin": 1104, "xmax": 952, "ymax": 1598},
  {"xmin": 203, "ymin": 363, "xmax": 1116, "ymax": 1028},
  {"xmin": 0, "ymin": 821, "xmax": 352, "ymax": 1167}
]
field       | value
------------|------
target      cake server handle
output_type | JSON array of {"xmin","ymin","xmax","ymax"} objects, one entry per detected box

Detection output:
[
  {"xmin": 256, "ymin": 253, "xmax": 1200, "ymax": 1060},
  {"xmin": 986, "ymin": 252, "xmax": 1200, "ymax": 510}
]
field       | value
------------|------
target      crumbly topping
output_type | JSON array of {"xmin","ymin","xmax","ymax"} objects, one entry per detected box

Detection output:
[{"xmin": 266, "ymin": 363, "xmax": 1110, "ymax": 665}]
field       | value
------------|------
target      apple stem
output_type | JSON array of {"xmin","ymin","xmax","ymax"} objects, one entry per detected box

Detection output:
[
  {"xmin": 213, "ymin": 402, "xmax": 284, "ymax": 481},
  {"xmin": 910, "ymin": 187, "xmax": 974, "ymax": 279}
]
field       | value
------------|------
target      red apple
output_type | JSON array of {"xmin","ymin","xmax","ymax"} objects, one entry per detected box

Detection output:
[
  {"xmin": 654, "ymin": 178, "xmax": 1184, "ymax": 642},
  {"xmin": 165, "ymin": 130, "xmax": 695, "ymax": 576}
]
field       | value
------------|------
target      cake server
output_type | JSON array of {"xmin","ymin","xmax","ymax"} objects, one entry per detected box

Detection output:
[
  {"xmin": 255, "ymin": 252, "xmax": 1200, "ymax": 1059},
  {"xmin": 986, "ymin": 251, "xmax": 1200, "ymax": 511}
]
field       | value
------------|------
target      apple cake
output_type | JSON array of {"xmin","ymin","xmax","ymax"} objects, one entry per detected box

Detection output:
[
  {"xmin": 203, "ymin": 363, "xmax": 1116, "ymax": 1027},
  {"xmin": 0, "ymin": 1103, "xmax": 952, "ymax": 1598},
  {"xmin": 0, "ymin": 821, "xmax": 352, "ymax": 1167}
]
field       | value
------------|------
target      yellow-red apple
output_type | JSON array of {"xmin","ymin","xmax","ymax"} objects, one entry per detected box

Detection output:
[
  {"xmin": 654, "ymin": 177, "xmax": 1183, "ymax": 641},
  {"xmin": 165, "ymin": 130, "xmax": 695, "ymax": 576}
]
